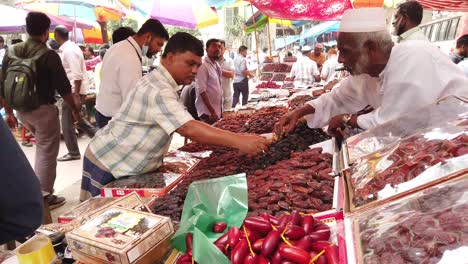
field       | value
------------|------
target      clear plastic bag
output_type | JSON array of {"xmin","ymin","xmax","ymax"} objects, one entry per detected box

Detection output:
[
  {"xmin": 350, "ymin": 174, "xmax": 468, "ymax": 264},
  {"xmin": 346, "ymin": 96, "xmax": 468, "ymax": 163},
  {"xmin": 348, "ymin": 124, "xmax": 468, "ymax": 209}
]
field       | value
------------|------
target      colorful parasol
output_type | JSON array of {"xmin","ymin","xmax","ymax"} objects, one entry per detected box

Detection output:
[
  {"xmin": 119, "ymin": 0, "xmax": 219, "ymax": 29},
  {"xmin": 244, "ymin": 10, "xmax": 308, "ymax": 34},
  {"xmin": 245, "ymin": 0, "xmax": 353, "ymax": 21},
  {"xmin": 16, "ymin": 0, "xmax": 125, "ymax": 22},
  {"xmin": 0, "ymin": 4, "xmax": 94, "ymax": 33}
]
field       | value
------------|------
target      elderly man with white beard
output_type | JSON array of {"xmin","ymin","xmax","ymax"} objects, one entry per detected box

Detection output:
[{"xmin": 274, "ymin": 8, "xmax": 468, "ymax": 139}]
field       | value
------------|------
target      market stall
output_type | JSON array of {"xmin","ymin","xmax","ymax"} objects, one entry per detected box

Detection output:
[
  {"xmin": 2, "ymin": 1, "xmax": 468, "ymax": 263},
  {"xmin": 2, "ymin": 89, "xmax": 466, "ymax": 263}
]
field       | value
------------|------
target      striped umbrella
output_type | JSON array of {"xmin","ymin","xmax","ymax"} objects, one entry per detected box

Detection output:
[{"xmin": 416, "ymin": 0, "xmax": 468, "ymax": 12}]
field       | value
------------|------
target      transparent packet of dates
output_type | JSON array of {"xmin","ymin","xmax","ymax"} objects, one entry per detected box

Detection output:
[
  {"xmin": 344, "ymin": 122, "xmax": 468, "ymax": 212},
  {"xmin": 345, "ymin": 172, "xmax": 468, "ymax": 264},
  {"xmin": 344, "ymin": 96, "xmax": 468, "ymax": 164},
  {"xmin": 101, "ymin": 150, "xmax": 210, "ymax": 197}
]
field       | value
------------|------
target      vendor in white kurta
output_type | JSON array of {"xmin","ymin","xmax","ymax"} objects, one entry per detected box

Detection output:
[
  {"xmin": 218, "ymin": 40, "xmax": 235, "ymax": 111},
  {"xmin": 80, "ymin": 33, "xmax": 269, "ymax": 201},
  {"xmin": 392, "ymin": 1, "xmax": 428, "ymax": 43},
  {"xmin": 289, "ymin": 45, "xmax": 320, "ymax": 87},
  {"xmin": 274, "ymin": 8, "xmax": 468, "ymax": 139},
  {"xmin": 321, "ymin": 48, "xmax": 340, "ymax": 84}
]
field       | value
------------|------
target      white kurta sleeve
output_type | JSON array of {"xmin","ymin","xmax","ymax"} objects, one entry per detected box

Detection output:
[
  {"xmin": 305, "ymin": 76, "xmax": 372, "ymax": 128},
  {"xmin": 357, "ymin": 41, "xmax": 468, "ymax": 130}
]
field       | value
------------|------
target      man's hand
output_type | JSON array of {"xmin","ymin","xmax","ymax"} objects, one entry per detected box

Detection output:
[
  {"xmin": 5, "ymin": 113, "xmax": 18, "ymax": 129},
  {"xmin": 209, "ymin": 111, "xmax": 219, "ymax": 124},
  {"xmin": 236, "ymin": 134, "xmax": 269, "ymax": 155},
  {"xmin": 72, "ymin": 110, "xmax": 81, "ymax": 124},
  {"xmin": 327, "ymin": 114, "xmax": 348, "ymax": 139},
  {"xmin": 274, "ymin": 111, "xmax": 301, "ymax": 138}
]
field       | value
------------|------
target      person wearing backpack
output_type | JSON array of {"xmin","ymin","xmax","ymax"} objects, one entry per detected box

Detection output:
[{"xmin": 0, "ymin": 12, "xmax": 81, "ymax": 209}]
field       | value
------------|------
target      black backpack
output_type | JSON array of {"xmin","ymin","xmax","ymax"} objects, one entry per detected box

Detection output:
[{"xmin": 1, "ymin": 42, "xmax": 49, "ymax": 112}]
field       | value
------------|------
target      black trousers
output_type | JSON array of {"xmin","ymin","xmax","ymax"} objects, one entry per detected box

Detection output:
[
  {"xmin": 232, "ymin": 78, "xmax": 249, "ymax": 107},
  {"xmin": 96, "ymin": 110, "xmax": 112, "ymax": 129}
]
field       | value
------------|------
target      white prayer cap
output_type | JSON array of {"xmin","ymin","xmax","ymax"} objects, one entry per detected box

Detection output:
[
  {"xmin": 339, "ymin": 8, "xmax": 387, "ymax": 33},
  {"xmin": 301, "ymin": 45, "xmax": 312, "ymax": 52}
]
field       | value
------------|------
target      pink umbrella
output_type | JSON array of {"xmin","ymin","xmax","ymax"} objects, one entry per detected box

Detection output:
[
  {"xmin": 121, "ymin": 0, "xmax": 219, "ymax": 29},
  {"xmin": 246, "ymin": 0, "xmax": 353, "ymax": 21}
]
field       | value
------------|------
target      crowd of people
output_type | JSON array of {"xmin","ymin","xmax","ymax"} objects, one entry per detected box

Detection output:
[{"xmin": 0, "ymin": 1, "xmax": 467, "ymax": 245}]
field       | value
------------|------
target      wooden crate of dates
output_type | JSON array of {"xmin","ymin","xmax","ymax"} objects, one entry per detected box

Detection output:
[
  {"xmin": 347, "ymin": 173, "xmax": 468, "ymax": 264},
  {"xmin": 344, "ymin": 125, "xmax": 468, "ymax": 213}
]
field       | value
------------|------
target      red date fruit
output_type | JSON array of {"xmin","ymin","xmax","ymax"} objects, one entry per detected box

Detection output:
[{"xmin": 213, "ymin": 221, "xmax": 228, "ymax": 233}]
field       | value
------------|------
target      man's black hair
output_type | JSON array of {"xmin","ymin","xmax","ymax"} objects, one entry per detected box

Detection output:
[
  {"xmin": 48, "ymin": 39, "xmax": 60, "ymax": 50},
  {"xmin": 136, "ymin": 19, "xmax": 169, "ymax": 40},
  {"xmin": 86, "ymin": 45, "xmax": 94, "ymax": 54},
  {"xmin": 100, "ymin": 43, "xmax": 110, "ymax": 49},
  {"xmin": 162, "ymin": 32, "xmax": 204, "ymax": 58},
  {"xmin": 112, "ymin": 27, "xmax": 135, "ymax": 44},
  {"xmin": 11, "ymin": 39, "xmax": 23, "ymax": 45},
  {"xmin": 220, "ymin": 40, "xmax": 226, "ymax": 47},
  {"xmin": 26, "ymin": 12, "xmax": 51, "ymax": 37},
  {"xmin": 0, "ymin": 36, "xmax": 4, "ymax": 43},
  {"xmin": 397, "ymin": 1, "xmax": 423, "ymax": 25},
  {"xmin": 206, "ymin": 38, "xmax": 220, "ymax": 50},
  {"xmin": 262, "ymin": 47, "xmax": 268, "ymax": 53},
  {"xmin": 99, "ymin": 48, "xmax": 107, "ymax": 59},
  {"xmin": 456, "ymin": 34, "xmax": 468, "ymax": 49},
  {"xmin": 54, "ymin": 26, "xmax": 69, "ymax": 40},
  {"xmin": 238, "ymin": 45, "xmax": 248, "ymax": 53}
]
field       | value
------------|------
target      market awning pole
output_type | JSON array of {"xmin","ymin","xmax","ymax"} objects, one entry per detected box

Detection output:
[
  {"xmin": 73, "ymin": 5, "xmax": 77, "ymax": 42},
  {"xmin": 266, "ymin": 20, "xmax": 272, "ymax": 58},
  {"xmin": 282, "ymin": 20, "xmax": 287, "ymax": 50},
  {"xmin": 250, "ymin": 4, "xmax": 260, "ymax": 76}
]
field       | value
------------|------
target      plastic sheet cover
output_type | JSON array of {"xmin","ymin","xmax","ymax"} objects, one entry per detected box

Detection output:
[
  {"xmin": 350, "ymin": 175, "xmax": 468, "ymax": 263},
  {"xmin": 348, "ymin": 124, "xmax": 468, "ymax": 210},
  {"xmin": 346, "ymin": 96, "xmax": 468, "ymax": 163},
  {"xmin": 171, "ymin": 174, "xmax": 248, "ymax": 264},
  {"xmin": 247, "ymin": 0, "xmax": 352, "ymax": 21}
]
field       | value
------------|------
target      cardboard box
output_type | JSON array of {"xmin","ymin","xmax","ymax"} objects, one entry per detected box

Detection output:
[
  {"xmin": 58, "ymin": 195, "xmax": 155, "ymax": 224},
  {"xmin": 66, "ymin": 207, "xmax": 174, "ymax": 264}
]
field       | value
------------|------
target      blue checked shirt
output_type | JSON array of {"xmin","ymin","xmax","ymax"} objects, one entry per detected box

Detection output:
[{"xmin": 88, "ymin": 65, "xmax": 194, "ymax": 178}]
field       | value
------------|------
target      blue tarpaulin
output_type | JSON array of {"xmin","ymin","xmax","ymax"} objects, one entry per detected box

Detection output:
[{"xmin": 275, "ymin": 21, "xmax": 340, "ymax": 49}]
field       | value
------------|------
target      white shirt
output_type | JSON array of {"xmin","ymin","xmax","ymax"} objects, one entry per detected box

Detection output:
[
  {"xmin": 458, "ymin": 59, "xmax": 468, "ymax": 78},
  {"xmin": 306, "ymin": 41, "xmax": 468, "ymax": 130},
  {"xmin": 321, "ymin": 55, "xmax": 339, "ymax": 83},
  {"xmin": 398, "ymin": 26, "xmax": 429, "ymax": 43},
  {"xmin": 220, "ymin": 56, "xmax": 235, "ymax": 98},
  {"xmin": 96, "ymin": 36, "xmax": 143, "ymax": 117},
  {"xmin": 0, "ymin": 48, "xmax": 5, "ymax": 67},
  {"xmin": 59, "ymin": 40, "xmax": 89, "ymax": 95},
  {"xmin": 234, "ymin": 54, "xmax": 248, "ymax": 83},
  {"xmin": 290, "ymin": 56, "xmax": 319, "ymax": 87}
]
